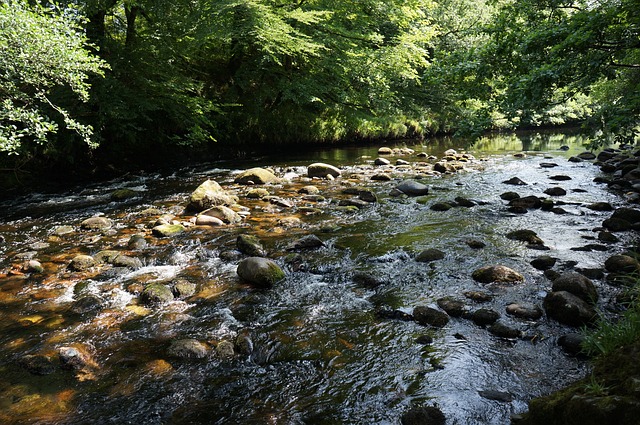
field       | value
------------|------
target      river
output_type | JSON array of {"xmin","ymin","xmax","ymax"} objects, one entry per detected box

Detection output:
[{"xmin": 0, "ymin": 132, "xmax": 630, "ymax": 424}]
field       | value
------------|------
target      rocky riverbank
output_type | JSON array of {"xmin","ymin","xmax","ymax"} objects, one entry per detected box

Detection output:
[{"xmin": 0, "ymin": 137, "xmax": 639, "ymax": 424}]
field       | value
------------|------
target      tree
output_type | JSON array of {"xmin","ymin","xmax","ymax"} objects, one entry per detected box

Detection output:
[
  {"xmin": 481, "ymin": 0, "xmax": 640, "ymax": 145},
  {"xmin": 0, "ymin": 0, "xmax": 107, "ymax": 156}
]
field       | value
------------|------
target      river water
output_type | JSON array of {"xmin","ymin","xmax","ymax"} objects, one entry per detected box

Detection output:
[{"xmin": 0, "ymin": 132, "xmax": 629, "ymax": 424}]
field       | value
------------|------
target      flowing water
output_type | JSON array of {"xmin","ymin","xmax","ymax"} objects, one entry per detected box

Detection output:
[{"xmin": 0, "ymin": 132, "xmax": 631, "ymax": 424}]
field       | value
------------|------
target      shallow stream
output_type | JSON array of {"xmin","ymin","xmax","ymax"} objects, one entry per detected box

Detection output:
[{"xmin": 0, "ymin": 132, "xmax": 631, "ymax": 424}]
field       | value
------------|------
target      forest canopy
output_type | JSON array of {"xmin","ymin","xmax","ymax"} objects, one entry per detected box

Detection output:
[{"xmin": 0, "ymin": 0, "xmax": 638, "ymax": 171}]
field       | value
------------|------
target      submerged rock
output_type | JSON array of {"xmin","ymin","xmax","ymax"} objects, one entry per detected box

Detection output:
[
  {"xmin": 199, "ymin": 206, "xmax": 241, "ymax": 224},
  {"xmin": 237, "ymin": 257, "xmax": 285, "ymax": 288},
  {"xmin": 352, "ymin": 271, "xmax": 386, "ymax": 288}
]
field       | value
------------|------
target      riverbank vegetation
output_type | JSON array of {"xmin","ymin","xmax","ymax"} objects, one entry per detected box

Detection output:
[{"xmin": 1, "ymin": 0, "xmax": 638, "ymax": 179}]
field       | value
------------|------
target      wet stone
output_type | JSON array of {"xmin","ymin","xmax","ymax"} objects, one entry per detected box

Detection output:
[
  {"xmin": 81, "ymin": 216, "xmax": 112, "ymax": 231},
  {"xmin": 500, "ymin": 192, "xmax": 520, "ymax": 201},
  {"xmin": 152, "ymin": 224, "xmax": 186, "ymax": 237},
  {"xmin": 127, "ymin": 234, "xmax": 148, "ymax": 250},
  {"xmin": 352, "ymin": 271, "xmax": 386, "ymax": 289},
  {"xmin": 237, "ymin": 257, "xmax": 285, "ymax": 288},
  {"xmin": 172, "ymin": 279, "xmax": 197, "ymax": 298},
  {"xmin": 558, "ymin": 333, "xmax": 588, "ymax": 357},
  {"xmin": 468, "ymin": 308, "xmax": 500, "ymax": 326},
  {"xmin": 413, "ymin": 306, "xmax": 450, "ymax": 328},
  {"xmin": 430, "ymin": 202, "xmax": 453, "ymax": 211},
  {"xmin": 552, "ymin": 272, "xmax": 598, "ymax": 304},
  {"xmin": 544, "ymin": 187, "xmax": 567, "ymax": 196},
  {"xmin": 587, "ymin": 202, "xmax": 614, "ymax": 211},
  {"xmin": 376, "ymin": 308, "xmax": 414, "ymax": 322},
  {"xmin": 509, "ymin": 195, "xmax": 542, "ymax": 210},
  {"xmin": 605, "ymin": 255, "xmax": 640, "ymax": 274},
  {"xmin": 141, "ymin": 283, "xmax": 174, "ymax": 304},
  {"xmin": 237, "ymin": 234, "xmax": 266, "ymax": 257},
  {"xmin": 506, "ymin": 303, "xmax": 543, "ymax": 320},
  {"xmin": 543, "ymin": 291, "xmax": 597, "ymax": 327},
  {"xmin": 374, "ymin": 157, "xmax": 391, "ymax": 166},
  {"xmin": 463, "ymin": 291, "xmax": 493, "ymax": 302},
  {"xmin": 530, "ymin": 255, "xmax": 557, "ymax": 271},
  {"xmin": 71, "ymin": 295, "xmax": 104, "ymax": 315},
  {"xmin": 401, "ymin": 406, "xmax": 446, "ymax": 425},
  {"xmin": 540, "ymin": 163, "xmax": 559, "ymax": 168},
  {"xmin": 549, "ymin": 175, "xmax": 572, "ymax": 181},
  {"xmin": 371, "ymin": 174, "xmax": 392, "ymax": 181},
  {"xmin": 436, "ymin": 297, "xmax": 466, "ymax": 317},
  {"xmin": 503, "ymin": 177, "xmax": 527, "ymax": 185},
  {"xmin": 472, "ymin": 265, "xmax": 524, "ymax": 284},
  {"xmin": 466, "ymin": 239, "xmax": 486, "ymax": 249},
  {"xmin": 506, "ymin": 229, "xmax": 544, "ymax": 245},
  {"xmin": 19, "ymin": 354, "xmax": 56, "ymax": 376},
  {"xmin": 69, "ymin": 255, "xmax": 96, "ymax": 271},
  {"xmin": 416, "ymin": 248, "xmax": 445, "ymax": 263},
  {"xmin": 287, "ymin": 234, "xmax": 324, "ymax": 250},
  {"xmin": 489, "ymin": 322, "xmax": 521, "ymax": 339},
  {"xmin": 216, "ymin": 340, "xmax": 235, "ymax": 359},
  {"xmin": 396, "ymin": 180, "xmax": 430, "ymax": 196},
  {"xmin": 478, "ymin": 390, "xmax": 513, "ymax": 402},
  {"xmin": 168, "ymin": 339, "xmax": 208, "ymax": 359},
  {"xmin": 308, "ymin": 163, "xmax": 341, "ymax": 179}
]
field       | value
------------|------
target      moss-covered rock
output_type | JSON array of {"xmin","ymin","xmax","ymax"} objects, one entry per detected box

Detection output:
[
  {"xmin": 237, "ymin": 257, "xmax": 285, "ymax": 288},
  {"xmin": 141, "ymin": 283, "xmax": 174, "ymax": 304},
  {"xmin": 152, "ymin": 224, "xmax": 186, "ymax": 237}
]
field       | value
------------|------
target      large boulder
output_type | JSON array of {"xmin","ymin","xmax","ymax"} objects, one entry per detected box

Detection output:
[
  {"xmin": 396, "ymin": 180, "xmax": 429, "ymax": 196},
  {"xmin": 237, "ymin": 257, "xmax": 285, "ymax": 288},
  {"xmin": 610, "ymin": 207, "xmax": 640, "ymax": 225},
  {"xmin": 472, "ymin": 265, "xmax": 524, "ymax": 284},
  {"xmin": 308, "ymin": 163, "xmax": 341, "ymax": 179},
  {"xmin": 234, "ymin": 167, "xmax": 279, "ymax": 185},
  {"xmin": 543, "ymin": 291, "xmax": 597, "ymax": 327},
  {"xmin": 552, "ymin": 272, "xmax": 598, "ymax": 304},
  {"xmin": 187, "ymin": 180, "xmax": 236, "ymax": 212}
]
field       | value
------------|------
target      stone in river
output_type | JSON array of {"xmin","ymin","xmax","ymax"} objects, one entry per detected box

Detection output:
[
  {"xmin": 396, "ymin": 180, "xmax": 429, "ymax": 196},
  {"xmin": 237, "ymin": 257, "xmax": 285, "ymax": 288},
  {"xmin": 472, "ymin": 265, "xmax": 524, "ymax": 284},
  {"xmin": 308, "ymin": 163, "xmax": 341, "ymax": 178}
]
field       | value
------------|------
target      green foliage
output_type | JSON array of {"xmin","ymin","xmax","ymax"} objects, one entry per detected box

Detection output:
[
  {"xmin": 0, "ymin": 1, "xmax": 106, "ymax": 155},
  {"xmin": 582, "ymin": 275, "xmax": 640, "ymax": 357},
  {"xmin": 477, "ymin": 0, "xmax": 640, "ymax": 143}
]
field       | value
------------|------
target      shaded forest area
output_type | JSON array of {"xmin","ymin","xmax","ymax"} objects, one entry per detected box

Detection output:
[{"xmin": 1, "ymin": 0, "xmax": 638, "ymax": 184}]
